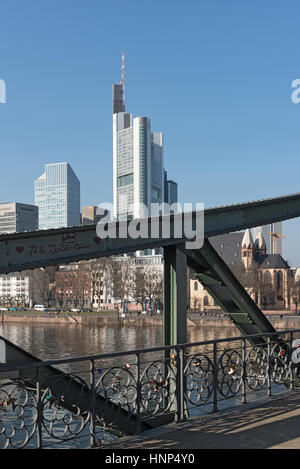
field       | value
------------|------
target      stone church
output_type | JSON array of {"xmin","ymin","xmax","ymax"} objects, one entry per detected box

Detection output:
[{"xmin": 189, "ymin": 229, "xmax": 292, "ymax": 311}]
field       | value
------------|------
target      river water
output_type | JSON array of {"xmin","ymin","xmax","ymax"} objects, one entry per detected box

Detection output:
[{"xmin": 0, "ymin": 320, "xmax": 239, "ymax": 362}]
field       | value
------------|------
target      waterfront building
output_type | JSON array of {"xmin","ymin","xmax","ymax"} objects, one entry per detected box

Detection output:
[
  {"xmin": 55, "ymin": 261, "xmax": 109, "ymax": 309},
  {"xmin": 105, "ymin": 253, "xmax": 164, "ymax": 309},
  {"xmin": 55, "ymin": 263, "xmax": 92, "ymax": 308},
  {"xmin": 0, "ymin": 273, "xmax": 31, "ymax": 306},
  {"xmin": 0, "ymin": 202, "xmax": 38, "ymax": 234},
  {"xmin": 34, "ymin": 162, "xmax": 80, "ymax": 230}
]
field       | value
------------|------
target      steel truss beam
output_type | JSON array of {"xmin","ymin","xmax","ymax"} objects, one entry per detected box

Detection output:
[
  {"xmin": 1, "ymin": 192, "xmax": 300, "ymax": 274},
  {"xmin": 182, "ymin": 239, "xmax": 277, "ymax": 345},
  {"xmin": 163, "ymin": 239, "xmax": 276, "ymax": 349}
]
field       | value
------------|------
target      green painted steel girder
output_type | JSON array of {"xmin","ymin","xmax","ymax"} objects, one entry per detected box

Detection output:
[
  {"xmin": 180, "ymin": 239, "xmax": 277, "ymax": 345},
  {"xmin": 163, "ymin": 245, "xmax": 187, "ymax": 347},
  {"xmin": 1, "ymin": 192, "xmax": 300, "ymax": 274}
]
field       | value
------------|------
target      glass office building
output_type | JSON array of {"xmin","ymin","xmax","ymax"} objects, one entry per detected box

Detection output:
[
  {"xmin": 34, "ymin": 162, "xmax": 80, "ymax": 230},
  {"xmin": 112, "ymin": 61, "xmax": 177, "ymax": 258},
  {"xmin": 113, "ymin": 110, "xmax": 165, "ymax": 220},
  {"xmin": 164, "ymin": 170, "xmax": 178, "ymax": 205}
]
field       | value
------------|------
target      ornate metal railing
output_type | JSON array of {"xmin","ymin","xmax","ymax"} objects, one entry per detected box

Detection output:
[{"xmin": 1, "ymin": 328, "xmax": 300, "ymax": 449}]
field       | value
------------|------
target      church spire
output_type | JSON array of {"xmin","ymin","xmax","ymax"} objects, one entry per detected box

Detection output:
[{"xmin": 242, "ymin": 228, "xmax": 254, "ymax": 248}]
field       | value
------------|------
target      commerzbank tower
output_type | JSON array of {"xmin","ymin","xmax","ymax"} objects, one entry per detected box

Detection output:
[{"xmin": 112, "ymin": 54, "xmax": 177, "ymax": 223}]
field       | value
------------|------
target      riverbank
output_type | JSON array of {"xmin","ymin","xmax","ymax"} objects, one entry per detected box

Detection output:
[{"xmin": 1, "ymin": 310, "xmax": 300, "ymax": 331}]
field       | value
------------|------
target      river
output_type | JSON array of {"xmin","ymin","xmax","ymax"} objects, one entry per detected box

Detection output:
[{"xmin": 0, "ymin": 320, "xmax": 239, "ymax": 362}]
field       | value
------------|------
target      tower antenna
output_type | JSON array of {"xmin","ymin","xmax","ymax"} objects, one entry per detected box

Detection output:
[{"xmin": 121, "ymin": 52, "xmax": 125, "ymax": 107}]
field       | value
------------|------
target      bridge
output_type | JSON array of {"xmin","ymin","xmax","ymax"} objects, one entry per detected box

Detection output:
[
  {"xmin": 1, "ymin": 192, "xmax": 300, "ymax": 344},
  {"xmin": 1, "ymin": 191, "xmax": 300, "ymax": 447},
  {"xmin": 0, "ymin": 327, "xmax": 299, "ymax": 448}
]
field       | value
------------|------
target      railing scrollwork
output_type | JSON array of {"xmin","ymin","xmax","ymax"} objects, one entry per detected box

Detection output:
[{"xmin": 0, "ymin": 328, "xmax": 300, "ymax": 448}]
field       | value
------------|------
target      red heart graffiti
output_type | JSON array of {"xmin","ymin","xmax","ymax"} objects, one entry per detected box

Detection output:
[
  {"xmin": 16, "ymin": 246, "xmax": 24, "ymax": 254},
  {"xmin": 93, "ymin": 237, "xmax": 101, "ymax": 245}
]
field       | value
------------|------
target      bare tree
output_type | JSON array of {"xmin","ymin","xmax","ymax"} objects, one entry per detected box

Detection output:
[
  {"xmin": 90, "ymin": 257, "xmax": 111, "ymax": 308},
  {"xmin": 231, "ymin": 262, "xmax": 260, "ymax": 300},
  {"xmin": 128, "ymin": 266, "xmax": 147, "ymax": 308},
  {"xmin": 55, "ymin": 263, "xmax": 92, "ymax": 309},
  {"xmin": 55, "ymin": 270, "xmax": 68, "ymax": 307},
  {"xmin": 14, "ymin": 294, "xmax": 27, "ymax": 308},
  {"xmin": 72, "ymin": 263, "xmax": 91, "ymax": 309},
  {"xmin": 3, "ymin": 294, "xmax": 14, "ymax": 308},
  {"xmin": 108, "ymin": 257, "xmax": 134, "ymax": 306},
  {"xmin": 129, "ymin": 264, "xmax": 163, "ymax": 312},
  {"xmin": 231, "ymin": 262, "xmax": 276, "ymax": 308}
]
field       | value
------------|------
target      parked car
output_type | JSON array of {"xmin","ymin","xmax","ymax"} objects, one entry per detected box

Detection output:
[
  {"xmin": 34, "ymin": 305, "xmax": 46, "ymax": 311},
  {"xmin": 71, "ymin": 308, "xmax": 80, "ymax": 313},
  {"xmin": 0, "ymin": 307, "xmax": 8, "ymax": 311},
  {"xmin": 17, "ymin": 307, "xmax": 26, "ymax": 311},
  {"xmin": 10, "ymin": 307, "xmax": 16, "ymax": 311}
]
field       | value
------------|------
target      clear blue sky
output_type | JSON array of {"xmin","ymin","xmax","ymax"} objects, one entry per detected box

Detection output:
[{"xmin": 1, "ymin": 1, "xmax": 300, "ymax": 265}]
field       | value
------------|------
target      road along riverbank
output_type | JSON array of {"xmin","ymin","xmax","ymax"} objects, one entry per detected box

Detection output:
[{"xmin": 1, "ymin": 311, "xmax": 299, "ymax": 331}]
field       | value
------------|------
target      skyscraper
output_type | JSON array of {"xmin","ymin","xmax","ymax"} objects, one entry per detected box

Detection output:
[
  {"xmin": 164, "ymin": 170, "xmax": 178, "ymax": 205},
  {"xmin": 0, "ymin": 202, "xmax": 38, "ymax": 234},
  {"xmin": 34, "ymin": 162, "xmax": 80, "ymax": 230},
  {"xmin": 112, "ymin": 63, "xmax": 164, "ymax": 220},
  {"xmin": 113, "ymin": 113, "xmax": 164, "ymax": 220}
]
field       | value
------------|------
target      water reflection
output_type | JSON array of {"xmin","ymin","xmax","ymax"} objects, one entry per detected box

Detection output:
[{"xmin": 0, "ymin": 321, "xmax": 239, "ymax": 362}]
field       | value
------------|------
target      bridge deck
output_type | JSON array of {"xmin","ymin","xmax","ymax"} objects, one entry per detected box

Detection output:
[{"xmin": 103, "ymin": 391, "xmax": 300, "ymax": 449}]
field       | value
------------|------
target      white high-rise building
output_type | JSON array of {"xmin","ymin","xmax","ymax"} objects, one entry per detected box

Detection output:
[{"xmin": 112, "ymin": 89, "xmax": 164, "ymax": 221}]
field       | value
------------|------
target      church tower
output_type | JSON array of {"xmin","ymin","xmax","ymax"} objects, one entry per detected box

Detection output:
[{"xmin": 241, "ymin": 229, "xmax": 255, "ymax": 269}]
